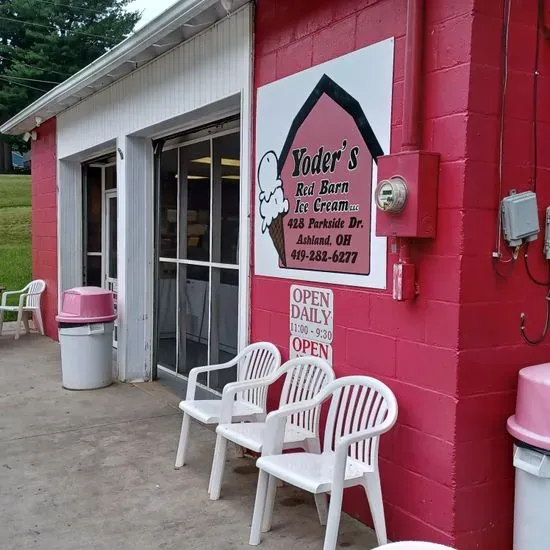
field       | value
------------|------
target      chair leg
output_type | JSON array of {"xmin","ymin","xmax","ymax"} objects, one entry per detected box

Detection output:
[
  {"xmin": 234, "ymin": 444, "xmax": 245, "ymax": 458},
  {"xmin": 249, "ymin": 469, "xmax": 269, "ymax": 546},
  {"xmin": 363, "ymin": 472, "xmax": 387, "ymax": 546},
  {"xmin": 0, "ymin": 309, "xmax": 4, "ymax": 335},
  {"xmin": 209, "ymin": 433, "xmax": 228, "ymax": 500},
  {"xmin": 261, "ymin": 475, "xmax": 278, "ymax": 533},
  {"xmin": 314, "ymin": 493, "xmax": 329, "ymax": 526},
  {"xmin": 174, "ymin": 413, "xmax": 191, "ymax": 469},
  {"xmin": 305, "ymin": 438, "xmax": 328, "ymax": 525},
  {"xmin": 23, "ymin": 312, "xmax": 30, "ymax": 335},
  {"xmin": 15, "ymin": 308, "xmax": 23, "ymax": 340},
  {"xmin": 323, "ymin": 482, "xmax": 344, "ymax": 550},
  {"xmin": 34, "ymin": 309, "xmax": 44, "ymax": 335}
]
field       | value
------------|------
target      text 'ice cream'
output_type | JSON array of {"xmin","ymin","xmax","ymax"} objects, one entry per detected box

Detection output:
[{"xmin": 258, "ymin": 150, "xmax": 289, "ymax": 266}]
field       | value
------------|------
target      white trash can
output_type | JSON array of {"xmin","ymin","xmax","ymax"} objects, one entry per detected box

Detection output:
[
  {"xmin": 56, "ymin": 287, "xmax": 116, "ymax": 390},
  {"xmin": 512, "ymin": 444, "xmax": 550, "ymax": 550},
  {"xmin": 507, "ymin": 363, "xmax": 550, "ymax": 550},
  {"xmin": 59, "ymin": 322, "xmax": 114, "ymax": 390}
]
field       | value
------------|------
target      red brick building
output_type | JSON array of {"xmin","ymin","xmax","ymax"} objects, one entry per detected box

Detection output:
[{"xmin": 3, "ymin": 1, "xmax": 549, "ymax": 548}]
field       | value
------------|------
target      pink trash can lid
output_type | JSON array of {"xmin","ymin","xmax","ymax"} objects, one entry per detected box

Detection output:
[
  {"xmin": 56, "ymin": 286, "xmax": 116, "ymax": 323},
  {"xmin": 507, "ymin": 363, "xmax": 550, "ymax": 451},
  {"xmin": 377, "ymin": 543, "xmax": 455, "ymax": 549}
]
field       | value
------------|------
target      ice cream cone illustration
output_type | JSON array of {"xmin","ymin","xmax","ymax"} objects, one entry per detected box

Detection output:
[
  {"xmin": 258, "ymin": 151, "xmax": 289, "ymax": 267},
  {"xmin": 268, "ymin": 214, "xmax": 287, "ymax": 267}
]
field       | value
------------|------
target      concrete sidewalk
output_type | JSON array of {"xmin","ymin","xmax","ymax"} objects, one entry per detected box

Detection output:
[{"xmin": 0, "ymin": 328, "xmax": 378, "ymax": 550}]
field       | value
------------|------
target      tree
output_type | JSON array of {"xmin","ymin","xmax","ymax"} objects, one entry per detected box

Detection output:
[{"xmin": 0, "ymin": 0, "xmax": 141, "ymax": 171}]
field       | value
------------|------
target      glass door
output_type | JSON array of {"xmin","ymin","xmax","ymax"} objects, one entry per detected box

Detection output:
[
  {"xmin": 82, "ymin": 159, "xmax": 117, "ymax": 348},
  {"xmin": 156, "ymin": 126, "xmax": 241, "ymax": 395}
]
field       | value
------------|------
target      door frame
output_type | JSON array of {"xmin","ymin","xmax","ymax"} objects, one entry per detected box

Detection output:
[
  {"xmin": 154, "ymin": 120, "xmax": 244, "ymax": 394},
  {"xmin": 82, "ymin": 159, "xmax": 118, "ymax": 348},
  {"xmin": 103, "ymin": 187, "xmax": 118, "ymax": 348}
]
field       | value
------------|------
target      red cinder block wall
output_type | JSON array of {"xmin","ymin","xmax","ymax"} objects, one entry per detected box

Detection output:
[
  {"xmin": 252, "ymin": 0, "xmax": 477, "ymax": 546},
  {"xmin": 455, "ymin": 1, "xmax": 550, "ymax": 548},
  {"xmin": 31, "ymin": 117, "xmax": 58, "ymax": 339}
]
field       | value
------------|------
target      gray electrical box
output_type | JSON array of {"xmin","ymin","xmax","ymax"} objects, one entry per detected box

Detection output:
[{"xmin": 501, "ymin": 191, "xmax": 540, "ymax": 247}]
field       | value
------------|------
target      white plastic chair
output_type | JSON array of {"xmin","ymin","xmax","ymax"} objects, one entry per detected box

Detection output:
[
  {"xmin": 175, "ymin": 342, "xmax": 281, "ymax": 469},
  {"xmin": 376, "ymin": 543, "xmax": 455, "ymax": 549},
  {"xmin": 209, "ymin": 356, "xmax": 335, "ymax": 504},
  {"xmin": 249, "ymin": 375, "xmax": 398, "ymax": 550},
  {"xmin": 0, "ymin": 279, "xmax": 46, "ymax": 340}
]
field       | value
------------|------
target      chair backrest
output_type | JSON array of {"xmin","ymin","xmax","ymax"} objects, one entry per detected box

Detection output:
[
  {"xmin": 324, "ymin": 376, "xmax": 397, "ymax": 467},
  {"xmin": 236, "ymin": 342, "xmax": 281, "ymax": 409},
  {"xmin": 279, "ymin": 356, "xmax": 334, "ymax": 434},
  {"xmin": 24, "ymin": 280, "xmax": 46, "ymax": 308}
]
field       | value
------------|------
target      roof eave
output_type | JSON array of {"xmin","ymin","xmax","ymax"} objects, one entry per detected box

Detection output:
[{"xmin": 0, "ymin": 0, "xmax": 219, "ymax": 135}]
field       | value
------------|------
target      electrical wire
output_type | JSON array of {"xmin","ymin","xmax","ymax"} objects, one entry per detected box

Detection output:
[
  {"xmin": 492, "ymin": 254, "xmax": 516, "ymax": 279},
  {"xmin": 520, "ymin": 263, "xmax": 550, "ymax": 345},
  {"xmin": 533, "ymin": 0, "xmax": 542, "ymax": 192},
  {"xmin": 0, "ymin": 75, "xmax": 48, "ymax": 92},
  {"xmin": 494, "ymin": 0, "xmax": 512, "ymax": 262},
  {"xmin": 3, "ymin": 74, "xmax": 59, "ymax": 85},
  {"xmin": 0, "ymin": 15, "xmax": 118, "ymax": 42},
  {"xmin": 524, "ymin": 243, "xmax": 549, "ymax": 286},
  {"xmin": 0, "ymin": 55, "xmax": 71, "ymax": 78},
  {"xmin": 520, "ymin": 297, "xmax": 550, "ymax": 345},
  {"xmin": 518, "ymin": 2, "xmax": 550, "ymax": 346},
  {"xmin": 27, "ymin": 0, "xmax": 115, "ymax": 14}
]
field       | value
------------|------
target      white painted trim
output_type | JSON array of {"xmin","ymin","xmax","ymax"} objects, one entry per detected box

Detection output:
[
  {"xmin": 0, "ymin": 0, "xmax": 232, "ymax": 135},
  {"xmin": 117, "ymin": 135, "xmax": 154, "ymax": 382},
  {"xmin": 57, "ymin": 160, "xmax": 83, "ymax": 310},
  {"xmin": 161, "ymin": 121, "xmax": 240, "ymax": 152},
  {"xmin": 237, "ymin": 5, "xmax": 254, "ymax": 353},
  {"xmin": 157, "ymin": 364, "xmax": 222, "ymax": 397},
  {"xmin": 159, "ymin": 258, "xmax": 239, "ymax": 270}
]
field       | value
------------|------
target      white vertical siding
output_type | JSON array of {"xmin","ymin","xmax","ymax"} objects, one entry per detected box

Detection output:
[
  {"xmin": 55, "ymin": 5, "xmax": 252, "ymax": 382},
  {"xmin": 116, "ymin": 137, "xmax": 153, "ymax": 382},
  {"xmin": 57, "ymin": 160, "xmax": 83, "ymax": 305},
  {"xmin": 57, "ymin": 6, "xmax": 251, "ymax": 159}
]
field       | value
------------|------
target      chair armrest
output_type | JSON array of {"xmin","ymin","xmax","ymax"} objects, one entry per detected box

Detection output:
[
  {"xmin": 16, "ymin": 291, "xmax": 42, "ymax": 307},
  {"xmin": 333, "ymin": 414, "xmax": 398, "ymax": 471},
  {"xmin": 339, "ymin": 423, "xmax": 393, "ymax": 449},
  {"xmin": 1, "ymin": 290, "xmax": 23, "ymax": 306},
  {"xmin": 186, "ymin": 357, "xmax": 240, "ymax": 400},
  {"xmin": 260, "ymin": 392, "xmax": 329, "ymax": 456},
  {"xmin": 218, "ymin": 374, "xmax": 280, "ymax": 424}
]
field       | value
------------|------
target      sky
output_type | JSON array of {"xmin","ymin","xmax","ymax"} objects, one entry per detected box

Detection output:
[{"xmin": 127, "ymin": 0, "xmax": 179, "ymax": 29}]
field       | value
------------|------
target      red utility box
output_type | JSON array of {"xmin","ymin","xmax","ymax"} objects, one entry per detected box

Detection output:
[{"xmin": 375, "ymin": 150, "xmax": 440, "ymax": 238}]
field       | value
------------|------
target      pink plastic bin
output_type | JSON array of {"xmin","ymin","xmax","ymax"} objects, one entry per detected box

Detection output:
[
  {"xmin": 376, "ymin": 543, "xmax": 454, "ymax": 549},
  {"xmin": 507, "ymin": 363, "xmax": 550, "ymax": 451},
  {"xmin": 56, "ymin": 286, "xmax": 116, "ymax": 324}
]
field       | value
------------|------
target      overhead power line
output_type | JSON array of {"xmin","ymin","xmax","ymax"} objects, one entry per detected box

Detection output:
[
  {"xmin": 3, "ymin": 74, "xmax": 59, "ymax": 85},
  {"xmin": 0, "ymin": 55, "xmax": 70, "ymax": 78},
  {"xmin": 0, "ymin": 75, "xmax": 47, "ymax": 92},
  {"xmin": 0, "ymin": 15, "xmax": 118, "ymax": 42},
  {"xmin": 30, "ymin": 0, "xmax": 113, "ymax": 14}
]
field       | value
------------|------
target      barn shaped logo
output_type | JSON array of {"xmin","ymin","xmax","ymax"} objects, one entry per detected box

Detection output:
[{"xmin": 257, "ymin": 74, "xmax": 383, "ymax": 276}]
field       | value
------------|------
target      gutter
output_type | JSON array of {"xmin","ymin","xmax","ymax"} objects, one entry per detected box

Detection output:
[{"xmin": 0, "ymin": 0, "xmax": 218, "ymax": 135}]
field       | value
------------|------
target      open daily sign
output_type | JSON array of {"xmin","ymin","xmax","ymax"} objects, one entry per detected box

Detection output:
[{"xmin": 289, "ymin": 285, "xmax": 333, "ymax": 345}]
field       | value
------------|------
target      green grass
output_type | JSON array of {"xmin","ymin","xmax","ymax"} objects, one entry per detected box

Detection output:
[{"xmin": 0, "ymin": 174, "xmax": 32, "ymax": 319}]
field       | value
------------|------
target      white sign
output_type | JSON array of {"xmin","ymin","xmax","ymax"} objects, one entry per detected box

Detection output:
[
  {"xmin": 254, "ymin": 39, "xmax": 393, "ymax": 289},
  {"xmin": 290, "ymin": 284, "xmax": 333, "ymax": 366},
  {"xmin": 289, "ymin": 335, "xmax": 333, "ymax": 365},
  {"xmin": 290, "ymin": 285, "xmax": 333, "ymax": 344}
]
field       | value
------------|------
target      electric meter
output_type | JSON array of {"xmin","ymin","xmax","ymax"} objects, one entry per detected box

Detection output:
[{"xmin": 375, "ymin": 176, "xmax": 408, "ymax": 213}]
